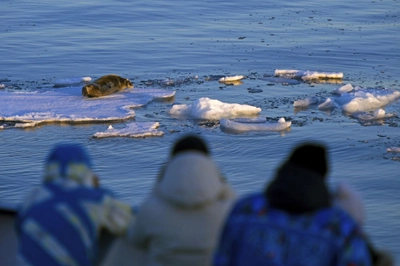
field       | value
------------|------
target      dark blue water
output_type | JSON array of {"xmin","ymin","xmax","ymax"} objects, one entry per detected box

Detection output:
[{"xmin": 1, "ymin": 0, "xmax": 399, "ymax": 259}]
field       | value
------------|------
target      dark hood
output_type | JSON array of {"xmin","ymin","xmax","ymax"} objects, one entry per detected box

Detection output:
[{"xmin": 265, "ymin": 162, "xmax": 331, "ymax": 214}]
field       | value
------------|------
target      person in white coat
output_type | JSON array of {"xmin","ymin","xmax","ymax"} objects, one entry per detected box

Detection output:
[{"xmin": 127, "ymin": 134, "xmax": 236, "ymax": 266}]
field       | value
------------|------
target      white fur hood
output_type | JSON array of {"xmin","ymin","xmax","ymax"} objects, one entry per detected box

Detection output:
[{"xmin": 155, "ymin": 152, "xmax": 224, "ymax": 208}]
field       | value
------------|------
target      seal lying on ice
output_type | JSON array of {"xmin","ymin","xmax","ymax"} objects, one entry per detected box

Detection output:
[{"xmin": 82, "ymin": 74, "xmax": 134, "ymax": 97}]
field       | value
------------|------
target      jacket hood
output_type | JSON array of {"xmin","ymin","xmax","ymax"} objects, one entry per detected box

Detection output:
[
  {"xmin": 265, "ymin": 162, "xmax": 331, "ymax": 214},
  {"xmin": 44, "ymin": 143, "xmax": 95, "ymax": 187},
  {"xmin": 156, "ymin": 152, "xmax": 224, "ymax": 208}
]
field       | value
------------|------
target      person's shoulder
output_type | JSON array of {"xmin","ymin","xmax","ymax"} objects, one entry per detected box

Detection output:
[
  {"xmin": 317, "ymin": 206, "xmax": 359, "ymax": 225},
  {"xmin": 314, "ymin": 206, "xmax": 364, "ymax": 238},
  {"xmin": 229, "ymin": 193, "xmax": 266, "ymax": 215}
]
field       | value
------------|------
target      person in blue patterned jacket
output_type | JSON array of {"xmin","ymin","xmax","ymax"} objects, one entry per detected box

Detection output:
[
  {"xmin": 15, "ymin": 143, "xmax": 134, "ymax": 266},
  {"xmin": 213, "ymin": 142, "xmax": 373, "ymax": 266}
]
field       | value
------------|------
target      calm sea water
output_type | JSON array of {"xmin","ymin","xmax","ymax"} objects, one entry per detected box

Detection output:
[{"xmin": 1, "ymin": 0, "xmax": 399, "ymax": 259}]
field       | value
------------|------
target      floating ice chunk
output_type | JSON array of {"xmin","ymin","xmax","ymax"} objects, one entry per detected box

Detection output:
[
  {"xmin": 274, "ymin": 69, "xmax": 304, "ymax": 78},
  {"xmin": 218, "ymin": 75, "xmax": 245, "ymax": 82},
  {"xmin": 387, "ymin": 147, "xmax": 400, "ymax": 153},
  {"xmin": 0, "ymin": 84, "xmax": 5, "ymax": 89},
  {"xmin": 220, "ymin": 117, "xmax": 291, "ymax": 132},
  {"xmin": 222, "ymin": 80, "xmax": 244, "ymax": 86},
  {"xmin": 301, "ymin": 71, "xmax": 343, "ymax": 80},
  {"xmin": 14, "ymin": 122, "xmax": 39, "ymax": 128},
  {"xmin": 293, "ymin": 96, "xmax": 319, "ymax": 107},
  {"xmin": 332, "ymin": 83, "xmax": 354, "ymax": 95},
  {"xmin": 274, "ymin": 69, "xmax": 343, "ymax": 80},
  {"xmin": 93, "ymin": 122, "xmax": 164, "ymax": 138},
  {"xmin": 168, "ymin": 97, "xmax": 261, "ymax": 120},
  {"xmin": 54, "ymin": 77, "xmax": 92, "ymax": 87},
  {"xmin": 318, "ymin": 98, "xmax": 335, "ymax": 110},
  {"xmin": 352, "ymin": 108, "xmax": 396, "ymax": 121},
  {"xmin": 0, "ymin": 87, "xmax": 175, "ymax": 127},
  {"xmin": 338, "ymin": 88, "xmax": 400, "ymax": 113}
]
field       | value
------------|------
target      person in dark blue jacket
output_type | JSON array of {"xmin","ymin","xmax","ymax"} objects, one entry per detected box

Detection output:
[
  {"xmin": 15, "ymin": 143, "xmax": 134, "ymax": 266},
  {"xmin": 214, "ymin": 142, "xmax": 373, "ymax": 266}
]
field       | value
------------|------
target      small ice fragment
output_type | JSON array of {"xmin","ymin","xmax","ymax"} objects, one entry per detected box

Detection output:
[
  {"xmin": 0, "ymin": 84, "xmax": 5, "ymax": 89},
  {"xmin": 93, "ymin": 122, "xmax": 164, "ymax": 138},
  {"xmin": 293, "ymin": 96, "xmax": 319, "ymax": 107},
  {"xmin": 108, "ymin": 125, "xmax": 114, "ymax": 130},
  {"xmin": 15, "ymin": 122, "xmax": 38, "ymax": 128},
  {"xmin": 387, "ymin": 147, "xmax": 400, "ymax": 153},
  {"xmin": 374, "ymin": 108, "xmax": 385, "ymax": 118},
  {"xmin": 332, "ymin": 83, "xmax": 354, "ymax": 95},
  {"xmin": 318, "ymin": 98, "xmax": 335, "ymax": 110},
  {"xmin": 219, "ymin": 117, "xmax": 291, "ymax": 132},
  {"xmin": 274, "ymin": 69, "xmax": 303, "ymax": 78},
  {"xmin": 274, "ymin": 69, "xmax": 343, "ymax": 80},
  {"xmin": 219, "ymin": 75, "xmax": 245, "ymax": 82},
  {"xmin": 301, "ymin": 71, "xmax": 343, "ymax": 80}
]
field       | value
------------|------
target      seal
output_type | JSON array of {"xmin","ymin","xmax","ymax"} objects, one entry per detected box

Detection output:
[{"xmin": 82, "ymin": 74, "xmax": 134, "ymax": 97}]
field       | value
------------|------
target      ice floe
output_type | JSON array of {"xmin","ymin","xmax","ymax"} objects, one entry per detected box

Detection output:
[
  {"xmin": 293, "ymin": 96, "xmax": 319, "ymax": 107},
  {"xmin": 0, "ymin": 86, "xmax": 175, "ymax": 128},
  {"xmin": 220, "ymin": 117, "xmax": 291, "ymax": 132},
  {"xmin": 293, "ymin": 85, "xmax": 400, "ymax": 116},
  {"xmin": 332, "ymin": 83, "xmax": 354, "ymax": 95},
  {"xmin": 274, "ymin": 69, "xmax": 343, "ymax": 80},
  {"xmin": 92, "ymin": 122, "xmax": 164, "ymax": 138},
  {"xmin": 168, "ymin": 97, "xmax": 261, "ymax": 120},
  {"xmin": 218, "ymin": 75, "xmax": 245, "ymax": 83},
  {"xmin": 387, "ymin": 147, "xmax": 400, "ymax": 153},
  {"xmin": 336, "ymin": 87, "xmax": 400, "ymax": 113},
  {"xmin": 318, "ymin": 98, "xmax": 336, "ymax": 110}
]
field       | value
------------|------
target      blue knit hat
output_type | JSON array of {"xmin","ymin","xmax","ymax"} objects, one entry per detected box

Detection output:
[{"xmin": 44, "ymin": 143, "xmax": 94, "ymax": 186}]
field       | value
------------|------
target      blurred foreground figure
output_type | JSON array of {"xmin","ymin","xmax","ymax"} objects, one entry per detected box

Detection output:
[
  {"xmin": 15, "ymin": 143, "xmax": 134, "ymax": 266},
  {"xmin": 334, "ymin": 183, "xmax": 394, "ymax": 266},
  {"xmin": 127, "ymin": 134, "xmax": 236, "ymax": 266},
  {"xmin": 214, "ymin": 142, "xmax": 373, "ymax": 266}
]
